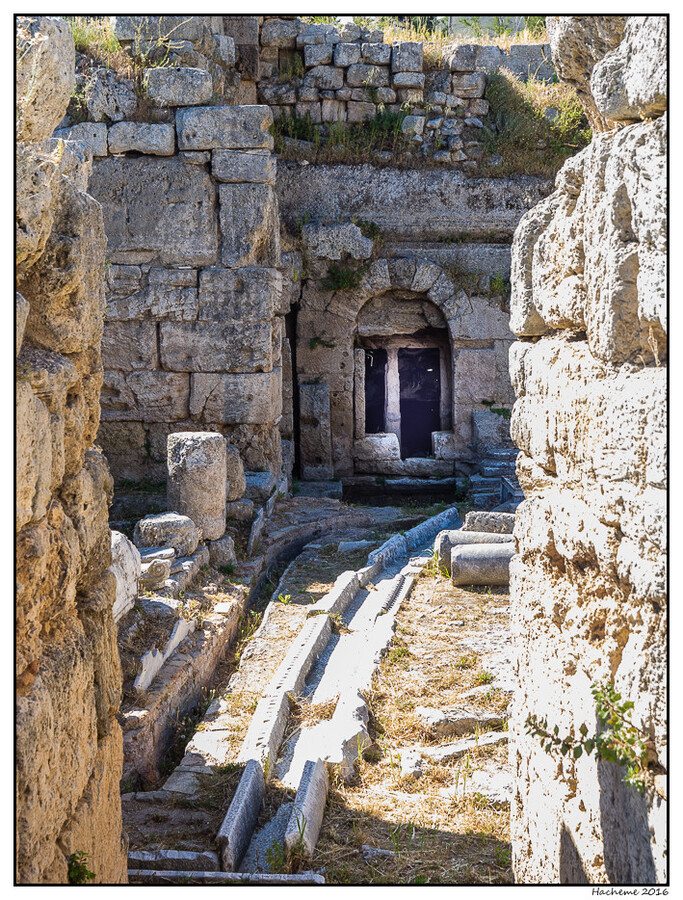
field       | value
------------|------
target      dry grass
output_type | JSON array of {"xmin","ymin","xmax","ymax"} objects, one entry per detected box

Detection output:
[{"xmin": 317, "ymin": 569, "xmax": 513, "ymax": 884}]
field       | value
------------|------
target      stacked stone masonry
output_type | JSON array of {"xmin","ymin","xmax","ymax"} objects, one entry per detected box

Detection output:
[
  {"xmin": 508, "ymin": 15, "xmax": 667, "ymax": 884},
  {"xmin": 16, "ymin": 16, "xmax": 127, "ymax": 883}
]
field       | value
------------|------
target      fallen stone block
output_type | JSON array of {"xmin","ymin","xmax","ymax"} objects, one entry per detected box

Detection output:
[
  {"xmin": 139, "ymin": 557, "xmax": 172, "ymax": 589},
  {"xmin": 167, "ymin": 432, "xmax": 227, "ymax": 541},
  {"xmin": 217, "ymin": 759, "xmax": 265, "ymax": 871},
  {"xmin": 134, "ymin": 511, "xmax": 201, "ymax": 557},
  {"xmin": 133, "ymin": 616, "xmax": 195, "ymax": 693},
  {"xmin": 435, "ymin": 529, "xmax": 513, "ymax": 573},
  {"xmin": 226, "ymin": 499, "xmax": 255, "ymax": 522},
  {"xmin": 208, "ymin": 534, "xmax": 236, "ymax": 568},
  {"xmin": 462, "ymin": 510, "xmax": 516, "ymax": 534},
  {"xmin": 110, "ymin": 530, "xmax": 141, "ymax": 621},
  {"xmin": 421, "ymin": 730, "xmax": 508, "ymax": 764},
  {"xmin": 284, "ymin": 758, "xmax": 329, "ymax": 857},
  {"xmin": 450, "ymin": 543, "xmax": 515, "ymax": 586},
  {"xmin": 128, "ymin": 849, "xmax": 220, "ymax": 872},
  {"xmin": 244, "ymin": 471, "xmax": 276, "ymax": 501}
]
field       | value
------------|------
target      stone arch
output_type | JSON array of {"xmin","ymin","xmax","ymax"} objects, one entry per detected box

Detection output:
[{"xmin": 296, "ymin": 253, "xmax": 508, "ymax": 478}]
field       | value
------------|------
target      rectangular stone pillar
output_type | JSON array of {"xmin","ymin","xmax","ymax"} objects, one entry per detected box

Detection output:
[
  {"xmin": 299, "ymin": 382, "xmax": 333, "ymax": 480},
  {"xmin": 354, "ymin": 348, "xmax": 365, "ymax": 440},
  {"xmin": 385, "ymin": 347, "xmax": 401, "ymax": 444}
]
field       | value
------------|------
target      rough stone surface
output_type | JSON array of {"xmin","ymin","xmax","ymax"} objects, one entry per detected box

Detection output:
[
  {"xmin": 145, "ymin": 67, "xmax": 213, "ymax": 107},
  {"xmin": 176, "ymin": 105, "xmax": 274, "ymax": 150},
  {"xmin": 167, "ymin": 432, "xmax": 227, "ymax": 541},
  {"xmin": 107, "ymin": 122, "xmax": 175, "ymax": 156},
  {"xmin": 219, "ymin": 183, "xmax": 280, "ymax": 267},
  {"xmin": 546, "ymin": 16, "xmax": 627, "ymax": 132},
  {"xmin": 85, "ymin": 67, "xmax": 137, "ymax": 122},
  {"xmin": 509, "ymin": 16, "xmax": 667, "ymax": 885},
  {"xmin": 225, "ymin": 445, "xmax": 247, "ymax": 501},
  {"xmin": 110, "ymin": 530, "xmax": 141, "ymax": 622},
  {"xmin": 90, "ymin": 156, "xmax": 217, "ymax": 266},
  {"xmin": 133, "ymin": 512, "xmax": 201, "ymax": 557},
  {"xmin": 16, "ymin": 17, "xmax": 126, "ymax": 882},
  {"xmin": 16, "ymin": 16, "xmax": 75, "ymax": 143},
  {"xmin": 208, "ymin": 534, "xmax": 237, "ymax": 568},
  {"xmin": 450, "ymin": 543, "xmax": 515, "ymax": 586},
  {"xmin": 212, "ymin": 149, "xmax": 276, "ymax": 184}
]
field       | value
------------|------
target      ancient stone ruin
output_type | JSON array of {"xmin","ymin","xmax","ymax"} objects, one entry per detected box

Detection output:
[{"xmin": 15, "ymin": 14, "xmax": 666, "ymax": 886}]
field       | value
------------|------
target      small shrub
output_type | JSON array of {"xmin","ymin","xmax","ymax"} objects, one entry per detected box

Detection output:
[
  {"xmin": 320, "ymin": 261, "xmax": 370, "ymax": 292},
  {"xmin": 67, "ymin": 851, "xmax": 95, "ymax": 885},
  {"xmin": 489, "ymin": 272, "xmax": 508, "ymax": 296},
  {"xmin": 475, "ymin": 671, "xmax": 494, "ymax": 685}
]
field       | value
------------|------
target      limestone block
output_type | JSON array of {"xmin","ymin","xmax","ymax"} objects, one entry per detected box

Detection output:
[
  {"xmin": 176, "ymin": 105, "xmax": 274, "ymax": 150},
  {"xmin": 213, "ymin": 34, "xmax": 236, "ymax": 67},
  {"xmin": 546, "ymin": 15, "xmax": 627, "ymax": 131},
  {"xmin": 208, "ymin": 534, "xmax": 236, "ymax": 567},
  {"xmin": 591, "ymin": 16, "xmax": 666, "ymax": 122},
  {"xmin": 113, "ymin": 15, "xmax": 205, "ymax": 42},
  {"xmin": 347, "ymin": 102, "xmax": 376, "ymax": 122},
  {"xmin": 432, "ymin": 432, "xmax": 457, "ymax": 460},
  {"xmin": 398, "ymin": 114, "xmax": 425, "ymax": 140},
  {"xmin": 100, "ymin": 371, "xmax": 190, "ymax": 422},
  {"xmin": 167, "ymin": 432, "xmax": 228, "ymax": 541},
  {"xmin": 218, "ymin": 183, "xmax": 280, "ymax": 267},
  {"xmin": 106, "ymin": 268, "xmax": 199, "ymax": 322},
  {"xmin": 304, "ymin": 44, "xmax": 333, "ymax": 66},
  {"xmin": 446, "ymin": 44, "xmax": 478, "ymax": 72},
  {"xmin": 226, "ymin": 499, "xmax": 255, "ymax": 521},
  {"xmin": 16, "ymin": 145, "xmax": 58, "ymax": 273},
  {"xmin": 139, "ymin": 558, "xmax": 172, "ymax": 589},
  {"xmin": 436, "ymin": 529, "xmax": 512, "ymax": 573},
  {"xmin": 303, "ymin": 65, "xmax": 343, "ymax": 90},
  {"xmin": 54, "ymin": 122, "xmax": 108, "ymax": 157},
  {"xmin": 190, "ymin": 371, "xmax": 282, "ymax": 424},
  {"xmin": 302, "ymin": 222, "xmax": 372, "ymax": 261},
  {"xmin": 297, "ymin": 24, "xmax": 338, "ymax": 47},
  {"xmin": 222, "ymin": 16, "xmax": 260, "ymax": 45},
  {"xmin": 322, "ymin": 99, "xmax": 346, "ymax": 123},
  {"xmin": 212, "ymin": 148, "xmax": 275, "ymax": 184},
  {"xmin": 354, "ymin": 434, "xmax": 400, "ymax": 461},
  {"xmin": 334, "ymin": 43, "xmax": 360, "ymax": 67},
  {"xmin": 391, "ymin": 41, "xmax": 423, "ymax": 72},
  {"xmin": 134, "ymin": 617, "xmax": 196, "ymax": 693},
  {"xmin": 261, "ymin": 19, "xmax": 299, "ymax": 48},
  {"xmin": 473, "ymin": 409, "xmax": 511, "ymax": 452},
  {"xmin": 110, "ymin": 531, "xmax": 141, "ymax": 622},
  {"xmin": 107, "ymin": 122, "xmax": 175, "ymax": 156},
  {"xmin": 451, "ymin": 73, "xmax": 486, "ymax": 98},
  {"xmin": 393, "ymin": 71, "xmax": 425, "ymax": 89},
  {"xmin": 257, "ymin": 82, "xmax": 297, "ymax": 105},
  {"xmin": 361, "ymin": 42, "xmax": 391, "ymax": 65},
  {"xmin": 299, "ymin": 383, "xmax": 333, "ymax": 471},
  {"xmin": 346, "ymin": 64, "xmax": 389, "ymax": 88},
  {"xmin": 463, "ymin": 510, "xmax": 515, "ymax": 534},
  {"xmin": 198, "ymin": 266, "xmax": 279, "ymax": 322},
  {"xmin": 225, "ymin": 445, "xmax": 246, "ymax": 501},
  {"xmin": 415, "ymin": 705, "xmax": 505, "ymax": 738},
  {"xmin": 85, "ymin": 67, "xmax": 137, "ymax": 122},
  {"xmin": 102, "ymin": 321, "xmax": 159, "ymax": 371},
  {"xmin": 134, "ymin": 512, "xmax": 201, "ymax": 557},
  {"xmin": 89, "ymin": 156, "xmax": 217, "ymax": 266},
  {"xmin": 16, "ymin": 16, "xmax": 75, "ymax": 143},
  {"xmin": 159, "ymin": 320, "xmax": 272, "ymax": 373},
  {"xmin": 450, "ymin": 543, "xmax": 515, "ymax": 586},
  {"xmin": 295, "ymin": 101, "xmax": 322, "ymax": 123},
  {"xmin": 16, "ymin": 382, "xmax": 52, "ymax": 530}
]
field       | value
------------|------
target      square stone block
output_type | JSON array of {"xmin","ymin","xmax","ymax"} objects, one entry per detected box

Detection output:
[
  {"xmin": 176, "ymin": 105, "xmax": 274, "ymax": 151},
  {"xmin": 218, "ymin": 183, "xmax": 280, "ymax": 268}
]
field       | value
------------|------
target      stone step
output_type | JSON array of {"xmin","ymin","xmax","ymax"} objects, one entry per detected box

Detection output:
[{"xmin": 128, "ymin": 849, "xmax": 220, "ymax": 872}]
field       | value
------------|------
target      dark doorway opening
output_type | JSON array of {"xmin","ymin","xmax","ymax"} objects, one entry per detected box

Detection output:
[
  {"xmin": 365, "ymin": 348, "xmax": 387, "ymax": 434},
  {"xmin": 399, "ymin": 347, "xmax": 440, "ymax": 458}
]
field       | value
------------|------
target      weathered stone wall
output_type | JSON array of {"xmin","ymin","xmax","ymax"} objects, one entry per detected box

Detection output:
[
  {"xmin": 508, "ymin": 15, "xmax": 667, "ymax": 883},
  {"xmin": 75, "ymin": 104, "xmax": 284, "ymax": 482},
  {"xmin": 16, "ymin": 16, "xmax": 126, "ymax": 883},
  {"xmin": 279, "ymin": 167, "xmax": 550, "ymax": 477}
]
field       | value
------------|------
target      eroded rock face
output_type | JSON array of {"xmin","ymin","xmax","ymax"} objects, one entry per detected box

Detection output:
[
  {"xmin": 15, "ymin": 17, "xmax": 126, "ymax": 884},
  {"xmin": 509, "ymin": 15, "xmax": 667, "ymax": 884}
]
